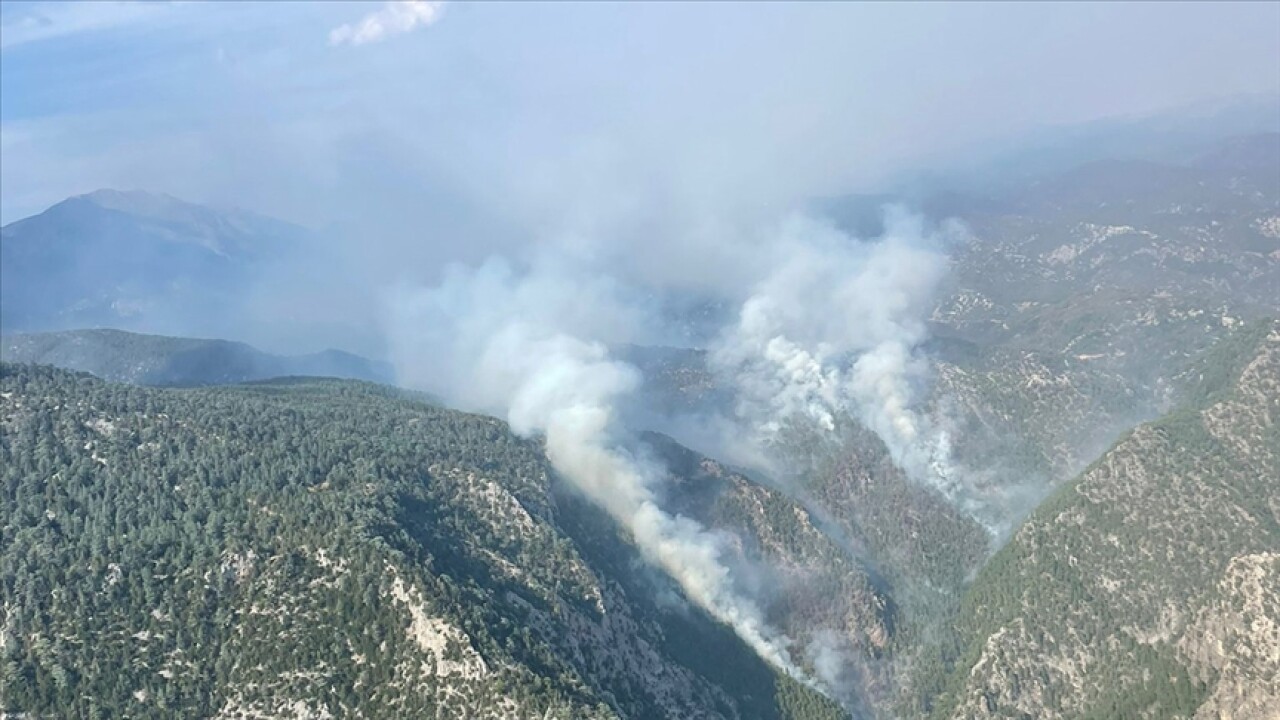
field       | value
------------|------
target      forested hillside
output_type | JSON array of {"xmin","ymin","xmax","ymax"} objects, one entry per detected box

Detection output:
[
  {"xmin": 923, "ymin": 320, "xmax": 1280, "ymax": 719},
  {"xmin": 0, "ymin": 364, "xmax": 842, "ymax": 719}
]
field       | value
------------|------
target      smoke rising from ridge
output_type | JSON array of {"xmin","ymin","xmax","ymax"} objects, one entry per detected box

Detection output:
[
  {"xmin": 384, "ymin": 205, "xmax": 1010, "ymax": 703},
  {"xmin": 708, "ymin": 211, "xmax": 985, "ymax": 514},
  {"xmin": 387, "ymin": 254, "xmax": 812, "ymax": 683}
]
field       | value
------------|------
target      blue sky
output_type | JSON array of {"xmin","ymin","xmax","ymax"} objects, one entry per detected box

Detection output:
[{"xmin": 2, "ymin": 1, "xmax": 1278, "ymax": 238}]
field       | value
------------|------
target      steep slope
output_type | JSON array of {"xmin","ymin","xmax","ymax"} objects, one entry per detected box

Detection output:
[
  {"xmin": 2, "ymin": 329, "xmax": 394, "ymax": 387},
  {"xmin": 0, "ymin": 365, "xmax": 843, "ymax": 719},
  {"xmin": 931, "ymin": 341, "xmax": 1150, "ymax": 482},
  {"xmin": 644, "ymin": 433, "xmax": 897, "ymax": 713},
  {"xmin": 603, "ymin": 131, "xmax": 1280, "ymax": 719},
  {"xmin": 925, "ymin": 320, "xmax": 1280, "ymax": 720}
]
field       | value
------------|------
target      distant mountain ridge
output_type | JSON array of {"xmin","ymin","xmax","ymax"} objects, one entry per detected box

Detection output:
[
  {"xmin": 0, "ymin": 189, "xmax": 308, "ymax": 335},
  {"xmin": 1, "ymin": 328, "xmax": 394, "ymax": 386}
]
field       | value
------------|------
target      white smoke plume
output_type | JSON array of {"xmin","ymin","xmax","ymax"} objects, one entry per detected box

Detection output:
[
  {"xmin": 805, "ymin": 628, "xmax": 858, "ymax": 705},
  {"xmin": 386, "ymin": 254, "xmax": 811, "ymax": 681},
  {"xmin": 711, "ymin": 209, "xmax": 978, "ymax": 515},
  {"xmin": 384, "ymin": 206, "xmax": 1002, "ymax": 701}
]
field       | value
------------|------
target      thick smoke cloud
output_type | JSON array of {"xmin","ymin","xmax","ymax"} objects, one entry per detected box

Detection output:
[
  {"xmin": 386, "ymin": 206, "xmax": 1005, "ymax": 697},
  {"xmin": 387, "ymin": 253, "xmax": 811, "ymax": 682},
  {"xmin": 709, "ymin": 211, "xmax": 982, "ymax": 513}
]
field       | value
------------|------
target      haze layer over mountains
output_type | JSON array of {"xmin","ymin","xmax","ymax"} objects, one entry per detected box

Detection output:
[
  {"xmin": 2, "ymin": 3, "xmax": 1278, "ymax": 718},
  {"xmin": 4, "ymin": 115, "xmax": 1278, "ymax": 718}
]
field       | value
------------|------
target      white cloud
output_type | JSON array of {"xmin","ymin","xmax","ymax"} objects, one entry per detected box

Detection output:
[{"xmin": 329, "ymin": 1, "xmax": 443, "ymax": 47}]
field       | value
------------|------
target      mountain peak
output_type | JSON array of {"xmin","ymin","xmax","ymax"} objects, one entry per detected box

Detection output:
[
  {"xmin": 1, "ymin": 189, "xmax": 310, "ymax": 335},
  {"xmin": 74, "ymin": 188, "xmax": 194, "ymax": 220},
  {"xmin": 37, "ymin": 189, "xmax": 308, "ymax": 244}
]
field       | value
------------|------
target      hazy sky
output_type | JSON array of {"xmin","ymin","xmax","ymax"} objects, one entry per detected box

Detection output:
[{"xmin": 2, "ymin": 1, "xmax": 1278, "ymax": 241}]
